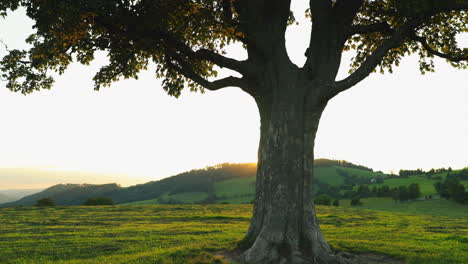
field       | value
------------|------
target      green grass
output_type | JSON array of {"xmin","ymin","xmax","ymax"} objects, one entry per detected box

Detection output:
[
  {"xmin": 217, "ymin": 196, "xmax": 254, "ymax": 204},
  {"xmin": 369, "ymin": 176, "xmax": 468, "ymax": 195},
  {"xmin": 122, "ymin": 192, "xmax": 209, "ymax": 205},
  {"xmin": 0, "ymin": 205, "xmax": 466, "ymax": 264},
  {"xmin": 214, "ymin": 178, "xmax": 255, "ymax": 198},
  {"xmin": 314, "ymin": 167, "xmax": 345, "ymax": 185},
  {"xmin": 340, "ymin": 197, "xmax": 468, "ymax": 218},
  {"xmin": 314, "ymin": 166, "xmax": 385, "ymax": 186}
]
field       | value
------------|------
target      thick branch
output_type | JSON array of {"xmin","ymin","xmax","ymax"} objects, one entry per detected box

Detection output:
[
  {"xmin": 349, "ymin": 22, "xmax": 393, "ymax": 36},
  {"xmin": 166, "ymin": 51, "xmax": 244, "ymax": 91},
  {"xmin": 331, "ymin": 35, "xmax": 406, "ymax": 95},
  {"xmin": 411, "ymin": 34, "xmax": 468, "ymax": 62},
  {"xmin": 335, "ymin": 0, "xmax": 364, "ymax": 26},
  {"xmin": 309, "ymin": 0, "xmax": 333, "ymax": 23},
  {"xmin": 168, "ymin": 61, "xmax": 244, "ymax": 91},
  {"xmin": 222, "ymin": 0, "xmax": 233, "ymax": 25},
  {"xmin": 330, "ymin": 18, "xmax": 432, "ymax": 97},
  {"xmin": 162, "ymin": 34, "xmax": 248, "ymax": 74}
]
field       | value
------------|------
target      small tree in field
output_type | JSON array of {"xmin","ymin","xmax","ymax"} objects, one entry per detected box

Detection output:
[
  {"xmin": 35, "ymin": 198, "xmax": 55, "ymax": 207},
  {"xmin": 408, "ymin": 183, "xmax": 421, "ymax": 200},
  {"xmin": 315, "ymin": 194, "xmax": 332, "ymax": 206},
  {"xmin": 1, "ymin": 0, "xmax": 467, "ymax": 263},
  {"xmin": 350, "ymin": 197, "xmax": 362, "ymax": 206}
]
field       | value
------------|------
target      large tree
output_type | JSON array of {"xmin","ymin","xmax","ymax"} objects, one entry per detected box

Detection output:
[{"xmin": 1, "ymin": 0, "xmax": 467, "ymax": 263}]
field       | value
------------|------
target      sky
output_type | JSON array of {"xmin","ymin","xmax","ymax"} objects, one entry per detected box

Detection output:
[{"xmin": 0, "ymin": 1, "xmax": 467, "ymax": 189}]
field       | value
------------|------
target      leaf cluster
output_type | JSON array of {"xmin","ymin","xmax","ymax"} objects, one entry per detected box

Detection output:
[{"xmin": 1, "ymin": 0, "xmax": 243, "ymax": 95}]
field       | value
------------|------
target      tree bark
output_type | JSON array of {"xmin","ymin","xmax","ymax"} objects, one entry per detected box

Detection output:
[{"xmin": 239, "ymin": 68, "xmax": 346, "ymax": 264}]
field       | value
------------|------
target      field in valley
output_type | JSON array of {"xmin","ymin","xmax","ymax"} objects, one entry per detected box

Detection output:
[{"xmin": 0, "ymin": 205, "xmax": 467, "ymax": 264}]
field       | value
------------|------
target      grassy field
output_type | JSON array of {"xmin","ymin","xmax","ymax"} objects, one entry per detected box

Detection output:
[
  {"xmin": 214, "ymin": 178, "xmax": 255, "ymax": 198},
  {"xmin": 369, "ymin": 176, "xmax": 468, "ymax": 196},
  {"xmin": 313, "ymin": 166, "xmax": 385, "ymax": 186},
  {"xmin": 0, "ymin": 205, "xmax": 467, "ymax": 264},
  {"xmin": 340, "ymin": 197, "xmax": 468, "ymax": 218}
]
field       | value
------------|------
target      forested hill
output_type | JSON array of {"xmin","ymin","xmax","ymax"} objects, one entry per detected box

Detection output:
[
  {"xmin": 0, "ymin": 160, "xmax": 381, "ymax": 206},
  {"xmin": 1, "ymin": 183, "xmax": 121, "ymax": 207},
  {"xmin": 110, "ymin": 160, "xmax": 381, "ymax": 205},
  {"xmin": 107, "ymin": 163, "xmax": 258, "ymax": 204}
]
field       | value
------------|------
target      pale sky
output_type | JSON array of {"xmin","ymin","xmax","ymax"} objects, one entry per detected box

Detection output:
[{"xmin": 0, "ymin": 1, "xmax": 467, "ymax": 189}]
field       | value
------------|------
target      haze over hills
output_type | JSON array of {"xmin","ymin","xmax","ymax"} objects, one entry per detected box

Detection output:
[
  {"xmin": 0, "ymin": 168, "xmax": 147, "ymax": 190},
  {"xmin": 1, "ymin": 184, "xmax": 122, "ymax": 207},
  {"xmin": 0, "ymin": 193, "xmax": 14, "ymax": 203},
  {"xmin": 0, "ymin": 188, "xmax": 44, "ymax": 201}
]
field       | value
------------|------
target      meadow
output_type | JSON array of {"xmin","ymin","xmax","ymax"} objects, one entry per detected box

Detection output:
[
  {"xmin": 0, "ymin": 205, "xmax": 467, "ymax": 264},
  {"xmin": 340, "ymin": 197, "xmax": 468, "ymax": 218}
]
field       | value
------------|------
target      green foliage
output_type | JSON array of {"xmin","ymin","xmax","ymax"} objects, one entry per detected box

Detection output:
[
  {"xmin": 0, "ymin": 0, "xmax": 242, "ymax": 95},
  {"xmin": 345, "ymin": 0, "xmax": 468, "ymax": 75},
  {"xmin": 1, "ymin": 205, "xmax": 465, "ymax": 264},
  {"xmin": 315, "ymin": 194, "xmax": 332, "ymax": 206},
  {"xmin": 83, "ymin": 196, "xmax": 114, "ymax": 206},
  {"xmin": 332, "ymin": 199, "xmax": 339, "ymax": 207},
  {"xmin": 34, "ymin": 197, "xmax": 55, "ymax": 207},
  {"xmin": 434, "ymin": 174, "xmax": 468, "ymax": 204},
  {"xmin": 350, "ymin": 197, "xmax": 362, "ymax": 206},
  {"xmin": 408, "ymin": 183, "xmax": 421, "ymax": 199},
  {"xmin": 0, "ymin": 0, "xmax": 465, "ymax": 96}
]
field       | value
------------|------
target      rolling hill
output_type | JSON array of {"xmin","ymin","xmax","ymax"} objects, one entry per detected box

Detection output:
[
  {"xmin": 1, "ymin": 183, "xmax": 122, "ymax": 207},
  {"xmin": 116, "ymin": 160, "xmax": 387, "ymax": 205},
  {"xmin": 4, "ymin": 159, "xmax": 467, "ymax": 219},
  {"xmin": 1, "ymin": 160, "xmax": 383, "ymax": 207}
]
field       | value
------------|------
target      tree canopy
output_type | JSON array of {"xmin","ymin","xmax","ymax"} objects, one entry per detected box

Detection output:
[
  {"xmin": 1, "ymin": 1, "xmax": 467, "ymax": 263},
  {"xmin": 0, "ymin": 0, "xmax": 466, "ymax": 97}
]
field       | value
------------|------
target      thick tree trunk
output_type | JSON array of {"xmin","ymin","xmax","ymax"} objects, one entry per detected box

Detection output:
[{"xmin": 239, "ymin": 69, "xmax": 346, "ymax": 264}]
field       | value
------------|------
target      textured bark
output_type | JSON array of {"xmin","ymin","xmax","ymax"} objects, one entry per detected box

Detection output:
[{"xmin": 239, "ymin": 66, "xmax": 346, "ymax": 264}]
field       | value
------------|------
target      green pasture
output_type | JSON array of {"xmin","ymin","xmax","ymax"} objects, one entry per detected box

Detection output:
[
  {"xmin": 340, "ymin": 197, "xmax": 468, "ymax": 218},
  {"xmin": 0, "ymin": 205, "xmax": 466, "ymax": 264}
]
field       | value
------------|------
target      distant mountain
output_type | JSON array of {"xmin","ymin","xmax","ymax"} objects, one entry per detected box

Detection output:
[
  {"xmin": 0, "ymin": 188, "xmax": 44, "ymax": 201},
  {"xmin": 1, "ymin": 183, "xmax": 122, "ymax": 207},
  {"xmin": 0, "ymin": 193, "xmax": 14, "ymax": 203}
]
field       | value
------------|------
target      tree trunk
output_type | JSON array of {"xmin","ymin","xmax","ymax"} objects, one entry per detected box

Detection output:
[{"xmin": 239, "ymin": 68, "xmax": 346, "ymax": 264}]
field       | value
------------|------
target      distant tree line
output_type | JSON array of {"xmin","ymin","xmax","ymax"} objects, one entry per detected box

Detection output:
[
  {"xmin": 434, "ymin": 174, "xmax": 468, "ymax": 204},
  {"xmin": 83, "ymin": 197, "xmax": 114, "ymax": 206},
  {"xmin": 35, "ymin": 198, "xmax": 55, "ymax": 207},
  {"xmin": 398, "ymin": 167, "xmax": 453, "ymax": 178}
]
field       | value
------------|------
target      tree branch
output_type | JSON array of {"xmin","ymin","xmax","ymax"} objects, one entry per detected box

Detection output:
[
  {"xmin": 410, "ymin": 33, "xmax": 468, "ymax": 62},
  {"xmin": 335, "ymin": 0, "xmax": 364, "ymax": 25},
  {"xmin": 166, "ymin": 51, "xmax": 245, "ymax": 91},
  {"xmin": 309, "ymin": 0, "xmax": 333, "ymax": 23},
  {"xmin": 330, "ymin": 21, "xmax": 425, "ymax": 96},
  {"xmin": 348, "ymin": 22, "xmax": 393, "ymax": 36}
]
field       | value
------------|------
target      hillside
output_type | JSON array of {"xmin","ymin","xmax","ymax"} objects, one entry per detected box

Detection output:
[
  {"xmin": 1, "ymin": 183, "xmax": 121, "ymax": 207},
  {"xmin": 0, "ymin": 205, "xmax": 466, "ymax": 264},
  {"xmin": 119, "ymin": 160, "xmax": 386, "ymax": 205},
  {"xmin": 1, "ymin": 160, "xmax": 381, "ymax": 207}
]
